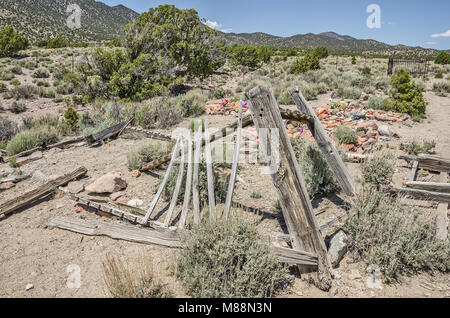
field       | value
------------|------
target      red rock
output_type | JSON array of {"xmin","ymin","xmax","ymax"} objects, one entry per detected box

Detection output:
[
  {"xmin": 75, "ymin": 204, "xmax": 84, "ymax": 213},
  {"xmin": 131, "ymin": 170, "xmax": 141, "ymax": 178},
  {"xmin": 343, "ymin": 144, "xmax": 355, "ymax": 151},
  {"xmin": 0, "ymin": 181, "xmax": 15, "ymax": 190},
  {"xmin": 85, "ymin": 173, "xmax": 127, "ymax": 194}
]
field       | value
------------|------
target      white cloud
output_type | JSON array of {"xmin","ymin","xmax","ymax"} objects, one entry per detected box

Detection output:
[
  {"xmin": 202, "ymin": 19, "xmax": 232, "ymax": 33},
  {"xmin": 431, "ymin": 30, "xmax": 450, "ymax": 38},
  {"xmin": 425, "ymin": 41, "xmax": 437, "ymax": 45}
]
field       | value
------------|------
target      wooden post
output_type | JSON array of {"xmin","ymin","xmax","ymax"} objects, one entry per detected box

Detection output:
[
  {"xmin": 179, "ymin": 133, "xmax": 193, "ymax": 229},
  {"xmin": 192, "ymin": 126, "xmax": 202, "ymax": 225},
  {"xmin": 388, "ymin": 58, "xmax": 394, "ymax": 75},
  {"xmin": 289, "ymin": 88, "xmax": 355, "ymax": 196},
  {"xmin": 436, "ymin": 172, "xmax": 449, "ymax": 240},
  {"xmin": 246, "ymin": 86, "xmax": 333, "ymax": 291},
  {"xmin": 223, "ymin": 101, "xmax": 243, "ymax": 220},
  {"xmin": 204, "ymin": 121, "xmax": 216, "ymax": 221},
  {"xmin": 164, "ymin": 139, "xmax": 185, "ymax": 227}
]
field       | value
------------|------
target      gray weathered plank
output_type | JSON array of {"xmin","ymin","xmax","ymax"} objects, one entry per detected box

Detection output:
[
  {"xmin": 389, "ymin": 187, "xmax": 450, "ymax": 203},
  {"xmin": 289, "ymin": 88, "xmax": 355, "ymax": 196},
  {"xmin": 192, "ymin": 126, "xmax": 202, "ymax": 225},
  {"xmin": 179, "ymin": 133, "xmax": 193, "ymax": 229},
  {"xmin": 141, "ymin": 139, "xmax": 181, "ymax": 225},
  {"xmin": 164, "ymin": 139, "xmax": 185, "ymax": 227},
  {"xmin": 400, "ymin": 155, "xmax": 450, "ymax": 173},
  {"xmin": 271, "ymin": 246, "xmax": 318, "ymax": 267},
  {"xmin": 247, "ymin": 86, "xmax": 332, "ymax": 291},
  {"xmin": 406, "ymin": 181, "xmax": 450, "ymax": 193},
  {"xmin": 409, "ymin": 161, "xmax": 419, "ymax": 182},
  {"xmin": 223, "ymin": 101, "xmax": 243, "ymax": 220},
  {"xmin": 0, "ymin": 167, "xmax": 88, "ymax": 217},
  {"xmin": 436, "ymin": 172, "xmax": 449, "ymax": 240},
  {"xmin": 204, "ymin": 121, "xmax": 216, "ymax": 221}
]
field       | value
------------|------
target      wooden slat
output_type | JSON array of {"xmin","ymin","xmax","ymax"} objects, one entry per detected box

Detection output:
[
  {"xmin": 125, "ymin": 127, "xmax": 172, "ymax": 142},
  {"xmin": 406, "ymin": 181, "xmax": 450, "ymax": 193},
  {"xmin": 192, "ymin": 126, "xmax": 202, "ymax": 225},
  {"xmin": 389, "ymin": 187, "xmax": 450, "ymax": 203},
  {"xmin": 247, "ymin": 86, "xmax": 332, "ymax": 291},
  {"xmin": 223, "ymin": 101, "xmax": 243, "ymax": 220},
  {"xmin": 271, "ymin": 246, "xmax": 318, "ymax": 267},
  {"xmin": 436, "ymin": 173, "xmax": 449, "ymax": 240},
  {"xmin": 400, "ymin": 155, "xmax": 450, "ymax": 173},
  {"xmin": 204, "ymin": 121, "xmax": 216, "ymax": 221},
  {"xmin": 141, "ymin": 139, "xmax": 181, "ymax": 225},
  {"xmin": 0, "ymin": 167, "xmax": 87, "ymax": 217},
  {"xmin": 290, "ymin": 88, "xmax": 355, "ymax": 196},
  {"xmin": 164, "ymin": 139, "xmax": 185, "ymax": 227},
  {"xmin": 409, "ymin": 161, "xmax": 419, "ymax": 182},
  {"xmin": 179, "ymin": 133, "xmax": 193, "ymax": 229},
  {"xmin": 86, "ymin": 122, "xmax": 127, "ymax": 144},
  {"xmin": 47, "ymin": 216, "xmax": 181, "ymax": 248}
]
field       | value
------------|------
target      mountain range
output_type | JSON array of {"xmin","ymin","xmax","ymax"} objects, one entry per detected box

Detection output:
[{"xmin": 0, "ymin": 1, "xmax": 442, "ymax": 57}]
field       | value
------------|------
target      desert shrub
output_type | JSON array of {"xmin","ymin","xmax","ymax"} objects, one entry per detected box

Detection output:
[
  {"xmin": 0, "ymin": 72, "xmax": 14, "ymax": 81},
  {"xmin": 0, "ymin": 116, "xmax": 17, "ymax": 142},
  {"xmin": 0, "ymin": 81, "xmax": 6, "ymax": 93},
  {"xmin": 9, "ymin": 65, "xmax": 22, "ymax": 75},
  {"xmin": 0, "ymin": 26, "xmax": 29, "ymax": 57},
  {"xmin": 32, "ymin": 68, "xmax": 50, "ymax": 79},
  {"xmin": 351, "ymin": 56, "xmax": 356, "ymax": 65},
  {"xmin": 334, "ymin": 126, "xmax": 358, "ymax": 145},
  {"xmin": 175, "ymin": 89, "xmax": 207, "ymax": 117},
  {"xmin": 135, "ymin": 99, "xmax": 183, "ymax": 129},
  {"xmin": 341, "ymin": 87, "xmax": 362, "ymax": 100},
  {"xmin": 291, "ymin": 138, "xmax": 340, "ymax": 197},
  {"xmin": 62, "ymin": 106, "xmax": 80, "ymax": 132},
  {"xmin": 344, "ymin": 190, "xmax": 450, "ymax": 283},
  {"xmin": 432, "ymin": 81, "xmax": 450, "ymax": 96},
  {"xmin": 9, "ymin": 101, "xmax": 26, "ymax": 113},
  {"xmin": 400, "ymin": 139, "xmax": 436, "ymax": 156},
  {"xmin": 103, "ymin": 254, "xmax": 172, "ymax": 298},
  {"xmin": 434, "ymin": 51, "xmax": 450, "ymax": 65},
  {"xmin": 213, "ymin": 88, "xmax": 225, "ymax": 99},
  {"xmin": 435, "ymin": 72, "xmax": 444, "ymax": 79},
  {"xmin": 313, "ymin": 46, "xmax": 329, "ymax": 59},
  {"xmin": 367, "ymin": 96, "xmax": 386, "ymax": 110},
  {"xmin": 23, "ymin": 114, "xmax": 60, "ymax": 129},
  {"xmin": 10, "ymin": 79, "xmax": 20, "ymax": 86},
  {"xmin": 389, "ymin": 68, "xmax": 426, "ymax": 117},
  {"xmin": 162, "ymin": 159, "xmax": 229, "ymax": 207},
  {"xmin": 6, "ymin": 126, "xmax": 60, "ymax": 155},
  {"xmin": 177, "ymin": 218, "xmax": 288, "ymax": 298},
  {"xmin": 8, "ymin": 85, "xmax": 38, "ymax": 100},
  {"xmin": 290, "ymin": 52, "xmax": 320, "ymax": 74},
  {"xmin": 361, "ymin": 150, "xmax": 395, "ymax": 189},
  {"xmin": 127, "ymin": 143, "xmax": 172, "ymax": 171}
]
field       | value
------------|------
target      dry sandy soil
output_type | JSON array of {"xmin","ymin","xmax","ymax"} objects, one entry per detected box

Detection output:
[{"xmin": 0, "ymin": 87, "xmax": 449, "ymax": 298}]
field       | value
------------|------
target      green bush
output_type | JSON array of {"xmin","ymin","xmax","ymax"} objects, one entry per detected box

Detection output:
[
  {"xmin": 361, "ymin": 150, "xmax": 395, "ymax": 189},
  {"xmin": 6, "ymin": 126, "xmax": 60, "ymax": 156},
  {"xmin": 334, "ymin": 126, "xmax": 358, "ymax": 145},
  {"xmin": 367, "ymin": 96, "xmax": 387, "ymax": 110},
  {"xmin": 389, "ymin": 68, "xmax": 426, "ymax": 117},
  {"xmin": 313, "ymin": 46, "xmax": 329, "ymax": 59},
  {"xmin": 8, "ymin": 85, "xmax": 38, "ymax": 100},
  {"xmin": 127, "ymin": 143, "xmax": 172, "ymax": 171},
  {"xmin": 400, "ymin": 139, "xmax": 436, "ymax": 156},
  {"xmin": 9, "ymin": 101, "xmax": 26, "ymax": 113},
  {"xmin": 432, "ymin": 81, "xmax": 450, "ymax": 96},
  {"xmin": 352, "ymin": 56, "xmax": 356, "ymax": 65},
  {"xmin": 291, "ymin": 52, "xmax": 321, "ymax": 74},
  {"xmin": 62, "ymin": 106, "xmax": 80, "ymax": 132},
  {"xmin": 361, "ymin": 66, "xmax": 371, "ymax": 75},
  {"xmin": 434, "ymin": 51, "xmax": 450, "ymax": 65},
  {"xmin": 32, "ymin": 68, "xmax": 50, "ymax": 79},
  {"xmin": 435, "ymin": 72, "xmax": 444, "ymax": 79},
  {"xmin": 291, "ymin": 138, "xmax": 340, "ymax": 197},
  {"xmin": 344, "ymin": 190, "xmax": 450, "ymax": 283},
  {"xmin": 177, "ymin": 218, "xmax": 288, "ymax": 298},
  {"xmin": 0, "ymin": 26, "xmax": 29, "ymax": 57}
]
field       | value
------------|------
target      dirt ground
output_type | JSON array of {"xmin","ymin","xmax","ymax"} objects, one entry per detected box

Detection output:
[{"xmin": 0, "ymin": 87, "xmax": 449, "ymax": 298}]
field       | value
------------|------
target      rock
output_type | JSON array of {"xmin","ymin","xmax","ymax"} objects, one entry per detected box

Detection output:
[
  {"xmin": 0, "ymin": 181, "xmax": 15, "ymax": 190},
  {"xmin": 85, "ymin": 173, "xmax": 127, "ymax": 194},
  {"xmin": 327, "ymin": 230, "xmax": 348, "ymax": 268},
  {"xmin": 25, "ymin": 283, "xmax": 34, "ymax": 291},
  {"xmin": 110, "ymin": 191, "xmax": 125, "ymax": 201},
  {"xmin": 47, "ymin": 148, "xmax": 62, "ymax": 156},
  {"xmin": 16, "ymin": 151, "xmax": 43, "ymax": 167},
  {"xmin": 359, "ymin": 92, "xmax": 369, "ymax": 101},
  {"xmin": 349, "ymin": 269, "xmax": 362, "ymax": 280},
  {"xmin": 66, "ymin": 181, "xmax": 85, "ymax": 194},
  {"xmin": 131, "ymin": 170, "xmax": 141, "ymax": 178},
  {"xmin": 32, "ymin": 170, "xmax": 45, "ymax": 181},
  {"xmin": 377, "ymin": 125, "xmax": 391, "ymax": 137},
  {"xmin": 75, "ymin": 204, "xmax": 84, "ymax": 213},
  {"xmin": 127, "ymin": 199, "xmax": 144, "ymax": 208}
]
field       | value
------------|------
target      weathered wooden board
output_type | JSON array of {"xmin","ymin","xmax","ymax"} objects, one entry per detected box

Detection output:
[
  {"xmin": 409, "ymin": 161, "xmax": 419, "ymax": 182},
  {"xmin": 0, "ymin": 167, "xmax": 88, "ymax": 217},
  {"xmin": 164, "ymin": 139, "xmax": 185, "ymax": 227},
  {"xmin": 204, "ymin": 121, "xmax": 216, "ymax": 221},
  {"xmin": 86, "ymin": 122, "xmax": 127, "ymax": 144},
  {"xmin": 125, "ymin": 127, "xmax": 172, "ymax": 142},
  {"xmin": 400, "ymin": 155, "xmax": 450, "ymax": 173},
  {"xmin": 406, "ymin": 181, "xmax": 450, "ymax": 193},
  {"xmin": 247, "ymin": 86, "xmax": 332, "ymax": 291},
  {"xmin": 290, "ymin": 88, "xmax": 355, "ymax": 196},
  {"xmin": 436, "ymin": 172, "xmax": 449, "ymax": 240},
  {"xmin": 389, "ymin": 187, "xmax": 450, "ymax": 203},
  {"xmin": 271, "ymin": 246, "xmax": 318, "ymax": 267},
  {"xmin": 47, "ymin": 216, "xmax": 182, "ymax": 248},
  {"xmin": 223, "ymin": 101, "xmax": 243, "ymax": 220},
  {"xmin": 179, "ymin": 133, "xmax": 193, "ymax": 229},
  {"xmin": 192, "ymin": 126, "xmax": 202, "ymax": 225}
]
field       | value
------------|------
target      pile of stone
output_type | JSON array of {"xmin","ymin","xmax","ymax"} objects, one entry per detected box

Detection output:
[{"xmin": 205, "ymin": 99, "xmax": 249, "ymax": 115}]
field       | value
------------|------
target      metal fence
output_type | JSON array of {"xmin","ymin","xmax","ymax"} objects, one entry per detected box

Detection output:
[{"xmin": 388, "ymin": 58, "xmax": 429, "ymax": 76}]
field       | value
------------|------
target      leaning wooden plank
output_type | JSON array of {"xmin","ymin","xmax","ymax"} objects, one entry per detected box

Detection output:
[
  {"xmin": 271, "ymin": 246, "xmax": 318, "ymax": 267},
  {"xmin": 223, "ymin": 101, "xmax": 243, "ymax": 220},
  {"xmin": 0, "ymin": 173, "xmax": 31, "ymax": 184},
  {"xmin": 12, "ymin": 146, "xmax": 43, "ymax": 159},
  {"xmin": 192, "ymin": 126, "xmax": 202, "ymax": 225},
  {"xmin": 141, "ymin": 139, "xmax": 181, "ymax": 225},
  {"xmin": 409, "ymin": 161, "xmax": 419, "ymax": 182},
  {"xmin": 405, "ymin": 181, "xmax": 450, "ymax": 193},
  {"xmin": 47, "ymin": 216, "xmax": 181, "ymax": 248},
  {"xmin": 164, "ymin": 139, "xmax": 185, "ymax": 227},
  {"xmin": 399, "ymin": 155, "xmax": 450, "ymax": 173},
  {"xmin": 179, "ymin": 133, "xmax": 193, "ymax": 229},
  {"xmin": 247, "ymin": 86, "xmax": 332, "ymax": 291},
  {"xmin": 204, "ymin": 121, "xmax": 216, "ymax": 221},
  {"xmin": 86, "ymin": 122, "xmax": 127, "ymax": 144},
  {"xmin": 290, "ymin": 88, "xmax": 355, "ymax": 196},
  {"xmin": 46, "ymin": 136, "xmax": 86, "ymax": 149},
  {"xmin": 0, "ymin": 167, "xmax": 88, "ymax": 217},
  {"xmin": 436, "ymin": 172, "xmax": 449, "ymax": 240},
  {"xmin": 279, "ymin": 108, "xmax": 314, "ymax": 124},
  {"xmin": 125, "ymin": 127, "xmax": 172, "ymax": 141},
  {"xmin": 389, "ymin": 187, "xmax": 450, "ymax": 203}
]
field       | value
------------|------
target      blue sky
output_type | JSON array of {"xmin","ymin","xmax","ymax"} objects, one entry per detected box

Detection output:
[{"xmin": 102, "ymin": 0, "xmax": 450, "ymax": 50}]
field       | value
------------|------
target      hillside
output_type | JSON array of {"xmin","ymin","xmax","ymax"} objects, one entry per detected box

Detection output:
[
  {"xmin": 0, "ymin": 0, "xmax": 139, "ymax": 43},
  {"xmin": 218, "ymin": 31, "xmax": 440, "ymax": 57}
]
